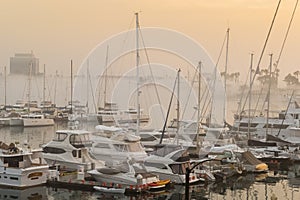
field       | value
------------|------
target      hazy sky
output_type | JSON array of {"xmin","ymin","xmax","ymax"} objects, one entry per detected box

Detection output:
[{"xmin": 1, "ymin": 0, "xmax": 299, "ymax": 83}]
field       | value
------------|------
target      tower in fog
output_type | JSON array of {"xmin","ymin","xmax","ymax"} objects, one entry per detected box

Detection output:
[{"xmin": 10, "ymin": 52, "xmax": 39, "ymax": 75}]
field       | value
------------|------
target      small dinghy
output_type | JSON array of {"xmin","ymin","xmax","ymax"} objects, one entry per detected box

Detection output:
[
  {"xmin": 148, "ymin": 179, "xmax": 170, "ymax": 190},
  {"xmin": 93, "ymin": 186, "xmax": 125, "ymax": 194}
]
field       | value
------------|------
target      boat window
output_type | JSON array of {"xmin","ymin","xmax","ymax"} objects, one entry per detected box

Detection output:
[
  {"xmin": 170, "ymin": 163, "xmax": 189, "ymax": 175},
  {"xmin": 263, "ymin": 124, "xmax": 289, "ymax": 129},
  {"xmin": 144, "ymin": 162, "xmax": 167, "ymax": 169},
  {"xmin": 72, "ymin": 150, "xmax": 77, "ymax": 157},
  {"xmin": 70, "ymin": 134, "xmax": 92, "ymax": 148},
  {"xmin": 113, "ymin": 144, "xmax": 127, "ymax": 152},
  {"xmin": 4, "ymin": 156, "xmax": 23, "ymax": 168},
  {"xmin": 239, "ymin": 123, "xmax": 258, "ymax": 127},
  {"xmin": 43, "ymin": 147, "xmax": 66, "ymax": 154},
  {"xmin": 169, "ymin": 164, "xmax": 182, "ymax": 174},
  {"xmin": 140, "ymin": 134, "xmax": 157, "ymax": 142},
  {"xmin": 53, "ymin": 132, "xmax": 68, "ymax": 141},
  {"xmin": 94, "ymin": 143, "xmax": 110, "ymax": 149},
  {"xmin": 72, "ymin": 149, "xmax": 82, "ymax": 158},
  {"xmin": 128, "ymin": 143, "xmax": 144, "ymax": 152},
  {"xmin": 279, "ymin": 113, "xmax": 285, "ymax": 119}
]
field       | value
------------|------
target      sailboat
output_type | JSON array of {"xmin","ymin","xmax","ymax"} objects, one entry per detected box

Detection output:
[
  {"xmin": 96, "ymin": 45, "xmax": 149, "ymax": 126},
  {"xmin": 232, "ymin": 55, "xmax": 300, "ymax": 140},
  {"xmin": 21, "ymin": 63, "xmax": 54, "ymax": 127}
]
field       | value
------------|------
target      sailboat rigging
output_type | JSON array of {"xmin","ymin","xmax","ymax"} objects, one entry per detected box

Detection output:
[
  {"xmin": 159, "ymin": 69, "xmax": 180, "ymax": 144},
  {"xmin": 135, "ymin": 12, "xmax": 141, "ymax": 135}
]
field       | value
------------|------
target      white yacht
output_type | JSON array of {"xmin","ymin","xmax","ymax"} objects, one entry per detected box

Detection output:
[
  {"xmin": 9, "ymin": 113, "xmax": 54, "ymax": 127},
  {"xmin": 21, "ymin": 114, "xmax": 54, "ymax": 127},
  {"xmin": 42, "ymin": 129, "xmax": 104, "ymax": 171},
  {"xmin": 97, "ymin": 102, "xmax": 149, "ymax": 125},
  {"xmin": 88, "ymin": 158, "xmax": 159, "ymax": 187},
  {"xmin": 0, "ymin": 142, "xmax": 49, "ymax": 188},
  {"xmin": 140, "ymin": 146, "xmax": 202, "ymax": 184},
  {"xmin": 233, "ymin": 101, "xmax": 300, "ymax": 139},
  {"xmin": 89, "ymin": 131, "xmax": 148, "ymax": 164}
]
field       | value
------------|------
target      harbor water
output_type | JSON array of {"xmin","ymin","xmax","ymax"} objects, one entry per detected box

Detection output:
[{"xmin": 0, "ymin": 122, "xmax": 300, "ymax": 199}]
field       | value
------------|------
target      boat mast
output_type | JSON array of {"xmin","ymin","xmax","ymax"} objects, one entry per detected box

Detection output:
[
  {"xmin": 70, "ymin": 60, "xmax": 73, "ymax": 115},
  {"xmin": 196, "ymin": 62, "xmax": 202, "ymax": 150},
  {"xmin": 176, "ymin": 69, "xmax": 181, "ymax": 145},
  {"xmin": 54, "ymin": 70, "xmax": 58, "ymax": 106},
  {"xmin": 266, "ymin": 54, "xmax": 273, "ymax": 135},
  {"xmin": 28, "ymin": 62, "xmax": 32, "ymax": 114},
  {"xmin": 43, "ymin": 64, "xmax": 46, "ymax": 109},
  {"xmin": 248, "ymin": 53, "xmax": 254, "ymax": 139},
  {"xmin": 135, "ymin": 12, "xmax": 140, "ymax": 135},
  {"xmin": 86, "ymin": 59, "xmax": 89, "ymax": 114},
  {"xmin": 159, "ymin": 71, "xmax": 179, "ymax": 144},
  {"xmin": 4, "ymin": 66, "xmax": 6, "ymax": 110},
  {"xmin": 223, "ymin": 28, "xmax": 229, "ymax": 125},
  {"xmin": 104, "ymin": 45, "xmax": 109, "ymax": 107}
]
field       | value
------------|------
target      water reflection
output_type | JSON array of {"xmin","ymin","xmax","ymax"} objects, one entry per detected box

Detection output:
[
  {"xmin": 0, "ymin": 186, "xmax": 48, "ymax": 200},
  {"xmin": 0, "ymin": 168, "xmax": 299, "ymax": 199}
]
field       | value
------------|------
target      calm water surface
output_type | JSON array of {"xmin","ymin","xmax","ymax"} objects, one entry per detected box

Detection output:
[{"xmin": 0, "ymin": 122, "xmax": 300, "ymax": 199}]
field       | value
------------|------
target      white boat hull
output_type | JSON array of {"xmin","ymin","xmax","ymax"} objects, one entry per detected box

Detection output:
[
  {"xmin": 0, "ymin": 118, "xmax": 11, "ymax": 126},
  {"xmin": 23, "ymin": 118, "xmax": 54, "ymax": 127},
  {"xmin": 0, "ymin": 165, "xmax": 48, "ymax": 188},
  {"xmin": 43, "ymin": 149, "xmax": 100, "ymax": 171},
  {"xmin": 88, "ymin": 169, "xmax": 137, "ymax": 186},
  {"xmin": 93, "ymin": 186, "xmax": 125, "ymax": 194},
  {"xmin": 10, "ymin": 118, "xmax": 23, "ymax": 126}
]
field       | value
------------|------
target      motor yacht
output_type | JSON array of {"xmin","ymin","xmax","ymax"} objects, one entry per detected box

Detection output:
[
  {"xmin": 89, "ymin": 131, "xmax": 148, "ymax": 164},
  {"xmin": 42, "ymin": 129, "xmax": 104, "ymax": 171},
  {"xmin": 0, "ymin": 142, "xmax": 49, "ymax": 188},
  {"xmin": 139, "ymin": 145, "xmax": 202, "ymax": 184}
]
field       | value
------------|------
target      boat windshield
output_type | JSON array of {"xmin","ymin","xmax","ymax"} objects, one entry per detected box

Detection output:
[
  {"xmin": 53, "ymin": 132, "xmax": 68, "ymax": 141},
  {"xmin": 128, "ymin": 143, "xmax": 144, "ymax": 152},
  {"xmin": 70, "ymin": 133, "xmax": 92, "ymax": 148},
  {"xmin": 169, "ymin": 162, "xmax": 190, "ymax": 175}
]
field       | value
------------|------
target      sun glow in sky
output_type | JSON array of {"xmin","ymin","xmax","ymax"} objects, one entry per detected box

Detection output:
[{"xmin": 0, "ymin": 0, "xmax": 299, "ymax": 83}]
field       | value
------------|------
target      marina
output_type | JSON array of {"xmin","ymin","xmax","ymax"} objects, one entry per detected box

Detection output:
[
  {"xmin": 1, "ymin": 1, "xmax": 300, "ymax": 199},
  {"xmin": 0, "ymin": 118, "xmax": 299, "ymax": 199}
]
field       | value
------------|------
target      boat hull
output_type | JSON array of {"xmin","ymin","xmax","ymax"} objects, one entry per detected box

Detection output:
[
  {"xmin": 0, "ymin": 165, "xmax": 48, "ymax": 188},
  {"xmin": 88, "ymin": 169, "xmax": 137, "ymax": 186},
  {"xmin": 23, "ymin": 118, "xmax": 54, "ymax": 127},
  {"xmin": 93, "ymin": 186, "xmax": 125, "ymax": 194}
]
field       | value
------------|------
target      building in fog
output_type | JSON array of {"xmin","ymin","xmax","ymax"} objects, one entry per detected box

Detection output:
[{"xmin": 10, "ymin": 53, "xmax": 39, "ymax": 75}]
